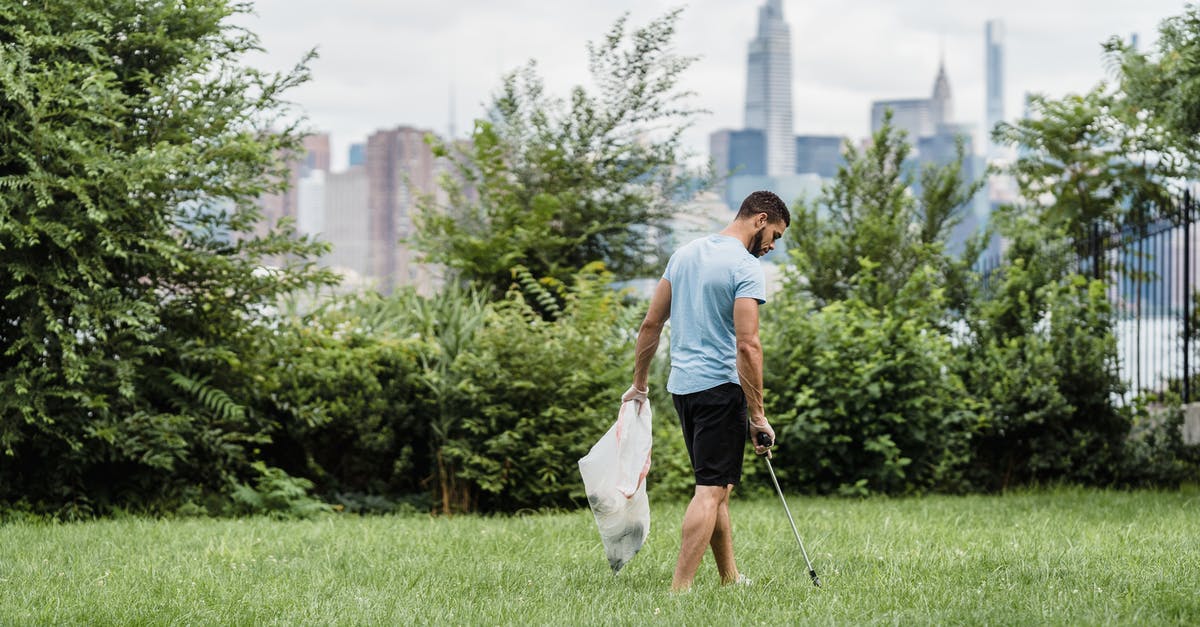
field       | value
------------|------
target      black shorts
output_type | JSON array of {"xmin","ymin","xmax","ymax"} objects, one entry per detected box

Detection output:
[{"xmin": 672, "ymin": 382, "xmax": 748, "ymax": 487}]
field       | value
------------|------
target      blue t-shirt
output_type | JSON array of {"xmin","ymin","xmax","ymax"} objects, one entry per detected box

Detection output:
[{"xmin": 663, "ymin": 234, "xmax": 766, "ymax": 395}]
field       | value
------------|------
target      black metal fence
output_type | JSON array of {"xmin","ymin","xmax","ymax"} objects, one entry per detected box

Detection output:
[
  {"xmin": 981, "ymin": 189, "xmax": 1199, "ymax": 403},
  {"xmin": 1085, "ymin": 190, "xmax": 1196, "ymax": 402}
]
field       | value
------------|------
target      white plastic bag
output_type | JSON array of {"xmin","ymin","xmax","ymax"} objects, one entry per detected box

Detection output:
[{"xmin": 578, "ymin": 398, "xmax": 652, "ymax": 573}]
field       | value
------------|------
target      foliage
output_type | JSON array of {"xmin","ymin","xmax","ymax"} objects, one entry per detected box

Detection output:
[
  {"xmin": 959, "ymin": 238, "xmax": 1131, "ymax": 488},
  {"xmin": 0, "ymin": 0, "xmax": 335, "ymax": 516},
  {"xmin": 979, "ymin": 5, "xmax": 1200, "ymax": 489},
  {"xmin": 415, "ymin": 10, "xmax": 708, "ymax": 299},
  {"xmin": 1116, "ymin": 398, "xmax": 1200, "ymax": 487},
  {"xmin": 1103, "ymin": 6, "xmax": 1200, "ymax": 156},
  {"xmin": 229, "ymin": 461, "xmax": 333, "ymax": 519},
  {"xmin": 443, "ymin": 263, "xmax": 637, "ymax": 512},
  {"xmin": 244, "ymin": 270, "xmax": 639, "ymax": 515},
  {"xmin": 790, "ymin": 111, "xmax": 984, "ymax": 311},
  {"xmin": 762, "ymin": 113, "xmax": 983, "ymax": 495},
  {"xmin": 252, "ymin": 294, "xmax": 433, "ymax": 502},
  {"xmin": 5, "ymin": 3, "xmax": 1200, "ymax": 519},
  {"xmin": 764, "ymin": 264, "xmax": 978, "ymax": 496},
  {"xmin": 995, "ymin": 6, "xmax": 1200, "ymax": 243},
  {"xmin": 994, "ymin": 88, "xmax": 1184, "ymax": 242}
]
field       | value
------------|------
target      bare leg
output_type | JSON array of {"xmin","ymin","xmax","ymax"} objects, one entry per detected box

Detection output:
[
  {"xmin": 672, "ymin": 484, "xmax": 733, "ymax": 591},
  {"xmin": 712, "ymin": 494, "xmax": 739, "ymax": 584}
]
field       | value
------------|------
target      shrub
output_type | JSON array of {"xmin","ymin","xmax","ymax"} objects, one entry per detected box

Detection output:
[
  {"xmin": 442, "ymin": 265, "xmax": 635, "ymax": 512},
  {"xmin": 959, "ymin": 232, "xmax": 1131, "ymax": 489},
  {"xmin": 763, "ymin": 264, "xmax": 978, "ymax": 495}
]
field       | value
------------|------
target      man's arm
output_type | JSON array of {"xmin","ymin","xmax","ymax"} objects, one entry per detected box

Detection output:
[
  {"xmin": 625, "ymin": 278, "xmax": 672, "ymax": 399},
  {"xmin": 734, "ymin": 297, "xmax": 775, "ymax": 454}
]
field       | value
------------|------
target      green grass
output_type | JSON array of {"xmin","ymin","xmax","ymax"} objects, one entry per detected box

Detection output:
[{"xmin": 2, "ymin": 487, "xmax": 1198, "ymax": 625}]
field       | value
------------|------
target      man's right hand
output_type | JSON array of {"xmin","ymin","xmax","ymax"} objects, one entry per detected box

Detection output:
[
  {"xmin": 749, "ymin": 417, "xmax": 775, "ymax": 457},
  {"xmin": 622, "ymin": 385, "xmax": 648, "ymax": 404}
]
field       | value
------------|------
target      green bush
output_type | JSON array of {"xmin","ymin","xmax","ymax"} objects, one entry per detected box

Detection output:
[
  {"xmin": 1115, "ymin": 397, "xmax": 1200, "ymax": 487},
  {"xmin": 442, "ymin": 265, "xmax": 635, "ymax": 512},
  {"xmin": 763, "ymin": 264, "xmax": 978, "ymax": 496},
  {"xmin": 255, "ymin": 301, "xmax": 431, "ymax": 499},
  {"xmin": 960, "ymin": 233, "xmax": 1131, "ymax": 489},
  {"xmin": 229, "ymin": 462, "xmax": 333, "ymax": 519}
]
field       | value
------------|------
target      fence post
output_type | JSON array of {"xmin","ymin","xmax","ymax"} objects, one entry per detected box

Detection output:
[{"xmin": 1185, "ymin": 190, "xmax": 1192, "ymax": 403}]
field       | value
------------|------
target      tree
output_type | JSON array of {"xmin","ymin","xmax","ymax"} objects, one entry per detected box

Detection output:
[
  {"xmin": 0, "ymin": 0, "xmax": 334, "ymax": 515},
  {"xmin": 995, "ymin": 6, "xmax": 1200, "ymax": 244},
  {"xmin": 993, "ymin": 87, "xmax": 1184, "ymax": 243},
  {"xmin": 1104, "ymin": 6, "xmax": 1200, "ymax": 154},
  {"xmin": 415, "ymin": 10, "xmax": 708, "ymax": 299},
  {"xmin": 787, "ymin": 111, "xmax": 984, "ymax": 311}
]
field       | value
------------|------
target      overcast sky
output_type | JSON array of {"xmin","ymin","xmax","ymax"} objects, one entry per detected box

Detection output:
[{"xmin": 238, "ymin": 0, "xmax": 1188, "ymax": 171}]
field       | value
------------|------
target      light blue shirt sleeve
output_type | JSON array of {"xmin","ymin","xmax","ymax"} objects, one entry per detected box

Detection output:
[{"xmin": 734, "ymin": 257, "xmax": 766, "ymax": 304}]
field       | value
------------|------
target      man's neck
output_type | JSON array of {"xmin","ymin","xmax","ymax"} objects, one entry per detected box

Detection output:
[{"xmin": 719, "ymin": 220, "xmax": 754, "ymax": 252}]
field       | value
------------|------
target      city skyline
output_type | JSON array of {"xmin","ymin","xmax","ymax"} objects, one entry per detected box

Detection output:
[{"xmin": 239, "ymin": 0, "xmax": 1185, "ymax": 170}]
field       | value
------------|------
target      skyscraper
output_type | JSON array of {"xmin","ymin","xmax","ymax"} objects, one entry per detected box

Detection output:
[
  {"xmin": 744, "ymin": 0, "xmax": 794, "ymax": 176},
  {"xmin": 869, "ymin": 61, "xmax": 955, "ymax": 147},
  {"xmin": 985, "ymin": 19, "xmax": 1005, "ymax": 156},
  {"xmin": 794, "ymin": 135, "xmax": 845, "ymax": 178},
  {"xmin": 870, "ymin": 98, "xmax": 934, "ymax": 140},
  {"xmin": 366, "ymin": 126, "xmax": 442, "ymax": 294},
  {"xmin": 348, "ymin": 142, "xmax": 366, "ymax": 167},
  {"xmin": 323, "ymin": 166, "xmax": 371, "ymax": 284},
  {"xmin": 255, "ymin": 132, "xmax": 331, "ymax": 242},
  {"xmin": 710, "ymin": 129, "xmax": 766, "ymax": 179},
  {"xmin": 930, "ymin": 59, "xmax": 952, "ymax": 128}
]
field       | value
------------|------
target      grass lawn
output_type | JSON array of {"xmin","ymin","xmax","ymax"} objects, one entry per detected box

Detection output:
[{"xmin": 1, "ymin": 487, "xmax": 1197, "ymax": 625}]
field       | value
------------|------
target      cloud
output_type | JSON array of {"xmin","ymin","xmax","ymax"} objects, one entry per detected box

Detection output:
[{"xmin": 240, "ymin": 0, "xmax": 1185, "ymax": 169}]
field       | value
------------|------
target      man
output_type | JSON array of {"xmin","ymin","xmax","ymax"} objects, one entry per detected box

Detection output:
[{"xmin": 623, "ymin": 190, "xmax": 789, "ymax": 591}]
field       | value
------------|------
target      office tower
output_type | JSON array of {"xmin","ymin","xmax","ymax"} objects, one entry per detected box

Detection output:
[
  {"xmin": 322, "ymin": 166, "xmax": 371, "ymax": 282},
  {"xmin": 870, "ymin": 61, "xmax": 955, "ymax": 146},
  {"xmin": 870, "ymin": 98, "xmax": 934, "ymax": 141},
  {"xmin": 710, "ymin": 128, "xmax": 766, "ymax": 208},
  {"xmin": 255, "ymin": 132, "xmax": 331, "ymax": 240},
  {"xmin": 710, "ymin": 128, "xmax": 766, "ymax": 178},
  {"xmin": 297, "ymin": 171, "xmax": 326, "ymax": 236},
  {"xmin": 300, "ymin": 133, "xmax": 331, "ymax": 176},
  {"xmin": 744, "ymin": 0, "xmax": 794, "ymax": 176},
  {"xmin": 985, "ymin": 19, "xmax": 1005, "ymax": 155},
  {"xmin": 930, "ymin": 59, "xmax": 952, "ymax": 128},
  {"xmin": 794, "ymin": 135, "xmax": 844, "ymax": 178},
  {"xmin": 348, "ymin": 142, "xmax": 366, "ymax": 167},
  {"xmin": 918, "ymin": 124, "xmax": 974, "ymax": 168},
  {"xmin": 365, "ymin": 126, "xmax": 442, "ymax": 294}
]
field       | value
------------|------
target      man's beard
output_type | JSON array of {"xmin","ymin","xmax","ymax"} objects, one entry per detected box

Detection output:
[{"xmin": 749, "ymin": 228, "xmax": 767, "ymax": 257}]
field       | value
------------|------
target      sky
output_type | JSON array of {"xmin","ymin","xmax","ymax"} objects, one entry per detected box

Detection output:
[{"xmin": 237, "ymin": 0, "xmax": 1189, "ymax": 171}]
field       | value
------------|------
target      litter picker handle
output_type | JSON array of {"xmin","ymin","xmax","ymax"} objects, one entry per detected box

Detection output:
[{"xmin": 755, "ymin": 430, "xmax": 822, "ymax": 588}]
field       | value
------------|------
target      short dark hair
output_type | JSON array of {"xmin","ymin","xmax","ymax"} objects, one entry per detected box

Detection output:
[{"xmin": 736, "ymin": 190, "xmax": 790, "ymax": 227}]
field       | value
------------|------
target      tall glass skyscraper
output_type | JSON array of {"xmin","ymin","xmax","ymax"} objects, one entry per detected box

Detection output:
[
  {"xmin": 985, "ymin": 19, "xmax": 1005, "ymax": 156},
  {"xmin": 744, "ymin": 0, "xmax": 794, "ymax": 177}
]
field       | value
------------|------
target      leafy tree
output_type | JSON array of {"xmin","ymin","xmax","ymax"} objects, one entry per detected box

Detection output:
[
  {"xmin": 761, "ymin": 114, "xmax": 986, "ymax": 495},
  {"xmin": 993, "ymin": 87, "xmax": 1184, "ymax": 244},
  {"xmin": 0, "ymin": 0, "xmax": 334, "ymax": 515},
  {"xmin": 415, "ymin": 10, "xmax": 708, "ymax": 299},
  {"xmin": 995, "ymin": 6, "xmax": 1200, "ymax": 244},
  {"xmin": 1104, "ymin": 6, "xmax": 1200, "ymax": 154},
  {"xmin": 788, "ymin": 111, "xmax": 984, "ymax": 311}
]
